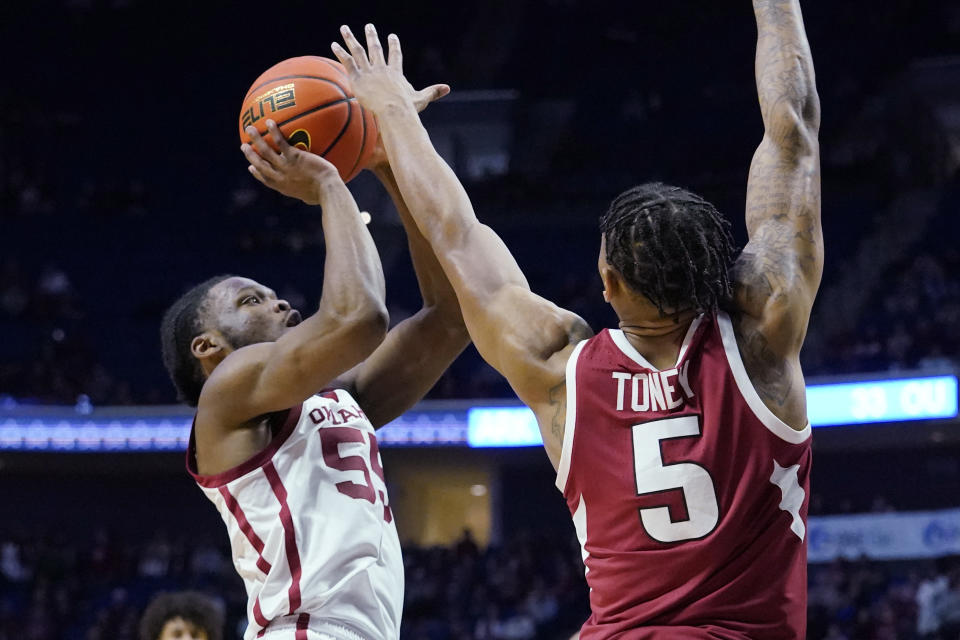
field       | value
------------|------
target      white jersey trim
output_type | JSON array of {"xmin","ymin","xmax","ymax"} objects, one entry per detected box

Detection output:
[
  {"xmin": 674, "ymin": 315, "xmax": 704, "ymax": 365},
  {"xmin": 572, "ymin": 494, "xmax": 589, "ymax": 574},
  {"xmin": 716, "ymin": 312, "xmax": 811, "ymax": 444},
  {"xmin": 609, "ymin": 315, "xmax": 703, "ymax": 372},
  {"xmin": 556, "ymin": 339, "xmax": 588, "ymax": 492}
]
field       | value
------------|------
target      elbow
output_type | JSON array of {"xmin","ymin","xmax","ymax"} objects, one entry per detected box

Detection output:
[
  {"xmin": 321, "ymin": 300, "xmax": 387, "ymax": 362},
  {"xmin": 766, "ymin": 99, "xmax": 820, "ymax": 155},
  {"xmin": 348, "ymin": 304, "xmax": 389, "ymax": 354},
  {"xmin": 765, "ymin": 67, "xmax": 821, "ymax": 142}
]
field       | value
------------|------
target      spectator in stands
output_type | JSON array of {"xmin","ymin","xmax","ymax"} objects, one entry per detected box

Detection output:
[
  {"xmin": 138, "ymin": 591, "xmax": 224, "ymax": 640},
  {"xmin": 917, "ymin": 568, "xmax": 949, "ymax": 637},
  {"xmin": 935, "ymin": 570, "xmax": 960, "ymax": 639}
]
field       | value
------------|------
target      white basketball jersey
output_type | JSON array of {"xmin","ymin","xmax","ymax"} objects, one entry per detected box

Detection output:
[{"xmin": 187, "ymin": 390, "xmax": 404, "ymax": 640}]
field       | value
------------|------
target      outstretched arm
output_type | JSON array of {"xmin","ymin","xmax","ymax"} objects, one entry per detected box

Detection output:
[
  {"xmin": 199, "ymin": 121, "xmax": 388, "ymax": 428},
  {"xmin": 732, "ymin": 0, "xmax": 821, "ymax": 427},
  {"xmin": 334, "ymin": 156, "xmax": 472, "ymax": 427},
  {"xmin": 332, "ymin": 26, "xmax": 592, "ymax": 467}
]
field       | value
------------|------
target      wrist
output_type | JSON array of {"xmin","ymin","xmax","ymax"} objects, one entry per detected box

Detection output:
[
  {"xmin": 376, "ymin": 99, "xmax": 419, "ymax": 122},
  {"xmin": 313, "ymin": 173, "xmax": 350, "ymax": 206}
]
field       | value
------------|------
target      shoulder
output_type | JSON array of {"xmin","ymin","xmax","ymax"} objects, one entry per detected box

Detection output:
[
  {"xmin": 197, "ymin": 343, "xmax": 275, "ymax": 429},
  {"xmin": 729, "ymin": 310, "xmax": 808, "ymax": 430}
]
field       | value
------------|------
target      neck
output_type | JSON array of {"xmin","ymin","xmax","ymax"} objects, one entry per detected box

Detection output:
[
  {"xmin": 617, "ymin": 310, "xmax": 698, "ymax": 370},
  {"xmin": 199, "ymin": 351, "xmax": 230, "ymax": 378},
  {"xmin": 618, "ymin": 309, "xmax": 697, "ymax": 337}
]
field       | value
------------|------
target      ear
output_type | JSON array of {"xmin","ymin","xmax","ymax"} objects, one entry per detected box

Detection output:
[
  {"xmin": 599, "ymin": 266, "xmax": 623, "ymax": 304},
  {"xmin": 191, "ymin": 332, "xmax": 223, "ymax": 362}
]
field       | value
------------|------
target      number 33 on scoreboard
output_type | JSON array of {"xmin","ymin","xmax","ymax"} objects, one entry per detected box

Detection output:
[{"xmin": 632, "ymin": 416, "xmax": 719, "ymax": 543}]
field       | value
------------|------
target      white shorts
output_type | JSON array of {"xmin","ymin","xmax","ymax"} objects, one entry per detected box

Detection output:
[
  {"xmin": 256, "ymin": 617, "xmax": 371, "ymax": 640},
  {"xmin": 261, "ymin": 632, "xmax": 336, "ymax": 640}
]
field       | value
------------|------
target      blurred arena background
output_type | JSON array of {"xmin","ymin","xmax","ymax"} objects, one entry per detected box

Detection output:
[{"xmin": 2, "ymin": 1, "xmax": 960, "ymax": 638}]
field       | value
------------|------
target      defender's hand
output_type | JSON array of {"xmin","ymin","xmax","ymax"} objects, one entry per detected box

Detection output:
[
  {"xmin": 365, "ymin": 73, "xmax": 448, "ymax": 170},
  {"xmin": 241, "ymin": 119, "xmax": 343, "ymax": 205},
  {"xmin": 332, "ymin": 24, "xmax": 449, "ymax": 117}
]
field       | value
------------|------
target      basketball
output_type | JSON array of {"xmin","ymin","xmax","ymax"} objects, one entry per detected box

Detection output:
[{"xmin": 238, "ymin": 56, "xmax": 378, "ymax": 183}]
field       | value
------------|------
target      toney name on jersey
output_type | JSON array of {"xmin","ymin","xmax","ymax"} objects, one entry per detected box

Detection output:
[{"xmin": 611, "ymin": 362, "xmax": 694, "ymax": 413}]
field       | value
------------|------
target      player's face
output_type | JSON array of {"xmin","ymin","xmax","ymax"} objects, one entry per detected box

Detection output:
[
  {"xmin": 205, "ymin": 276, "xmax": 302, "ymax": 349},
  {"xmin": 158, "ymin": 616, "xmax": 209, "ymax": 640}
]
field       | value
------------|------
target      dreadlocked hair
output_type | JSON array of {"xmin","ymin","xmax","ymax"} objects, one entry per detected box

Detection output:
[
  {"xmin": 599, "ymin": 182, "xmax": 738, "ymax": 315},
  {"xmin": 160, "ymin": 274, "xmax": 234, "ymax": 407}
]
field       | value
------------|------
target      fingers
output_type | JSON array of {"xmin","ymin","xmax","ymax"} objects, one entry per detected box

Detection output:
[
  {"xmin": 242, "ymin": 145, "xmax": 279, "ymax": 184},
  {"xmin": 330, "ymin": 42, "xmax": 357, "ymax": 74},
  {"xmin": 246, "ymin": 124, "xmax": 278, "ymax": 160},
  {"xmin": 266, "ymin": 119, "xmax": 292, "ymax": 159},
  {"xmin": 247, "ymin": 164, "xmax": 271, "ymax": 186},
  {"xmin": 365, "ymin": 24, "xmax": 386, "ymax": 66},
  {"xmin": 339, "ymin": 25, "xmax": 370, "ymax": 69},
  {"xmin": 242, "ymin": 123, "xmax": 283, "ymax": 183},
  {"xmin": 332, "ymin": 25, "xmax": 399, "ymax": 73},
  {"xmin": 425, "ymin": 84, "xmax": 451, "ymax": 102},
  {"xmin": 387, "ymin": 33, "xmax": 402, "ymax": 71},
  {"xmin": 413, "ymin": 84, "xmax": 451, "ymax": 113}
]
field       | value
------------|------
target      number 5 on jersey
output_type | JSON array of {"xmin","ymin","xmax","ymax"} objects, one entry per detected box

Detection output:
[{"xmin": 632, "ymin": 416, "xmax": 719, "ymax": 543}]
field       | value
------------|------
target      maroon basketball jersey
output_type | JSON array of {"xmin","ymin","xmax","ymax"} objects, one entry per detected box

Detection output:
[{"xmin": 557, "ymin": 312, "xmax": 810, "ymax": 639}]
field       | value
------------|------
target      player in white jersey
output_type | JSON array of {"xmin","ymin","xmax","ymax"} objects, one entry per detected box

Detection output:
[
  {"xmin": 160, "ymin": 82, "xmax": 464, "ymax": 640},
  {"xmin": 188, "ymin": 389, "xmax": 402, "ymax": 640}
]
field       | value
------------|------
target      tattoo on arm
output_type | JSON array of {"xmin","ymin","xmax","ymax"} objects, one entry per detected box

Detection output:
[
  {"xmin": 548, "ymin": 380, "xmax": 566, "ymax": 442},
  {"xmin": 735, "ymin": 318, "xmax": 792, "ymax": 408},
  {"xmin": 544, "ymin": 318, "xmax": 592, "ymax": 443},
  {"xmin": 747, "ymin": 0, "xmax": 822, "ymax": 277},
  {"xmin": 739, "ymin": 0, "xmax": 823, "ymax": 322}
]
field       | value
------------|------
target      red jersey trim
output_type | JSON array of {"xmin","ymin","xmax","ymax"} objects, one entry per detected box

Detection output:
[
  {"xmin": 217, "ymin": 485, "xmax": 272, "ymax": 574},
  {"xmin": 186, "ymin": 403, "xmax": 304, "ymax": 488},
  {"xmin": 253, "ymin": 598, "xmax": 270, "ymax": 629},
  {"xmin": 296, "ymin": 613, "xmax": 310, "ymax": 640},
  {"xmin": 556, "ymin": 339, "xmax": 588, "ymax": 492},
  {"xmin": 716, "ymin": 312, "xmax": 811, "ymax": 444},
  {"xmin": 263, "ymin": 461, "xmax": 303, "ymax": 614}
]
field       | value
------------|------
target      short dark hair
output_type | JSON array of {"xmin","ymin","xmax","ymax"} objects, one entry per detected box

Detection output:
[
  {"xmin": 599, "ymin": 182, "xmax": 738, "ymax": 315},
  {"xmin": 139, "ymin": 590, "xmax": 224, "ymax": 640},
  {"xmin": 160, "ymin": 275, "xmax": 233, "ymax": 407}
]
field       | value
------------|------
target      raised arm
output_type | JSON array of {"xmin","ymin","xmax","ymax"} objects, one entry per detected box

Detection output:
[
  {"xmin": 732, "ymin": 0, "xmax": 821, "ymax": 427},
  {"xmin": 334, "ymin": 155, "xmax": 472, "ymax": 427},
  {"xmin": 332, "ymin": 26, "xmax": 592, "ymax": 466},
  {"xmin": 199, "ymin": 121, "xmax": 387, "ymax": 428}
]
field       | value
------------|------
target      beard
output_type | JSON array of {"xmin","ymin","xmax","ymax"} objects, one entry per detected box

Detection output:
[{"xmin": 218, "ymin": 322, "xmax": 283, "ymax": 350}]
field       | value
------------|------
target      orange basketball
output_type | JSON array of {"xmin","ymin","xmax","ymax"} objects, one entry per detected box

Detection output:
[{"xmin": 239, "ymin": 56, "xmax": 378, "ymax": 183}]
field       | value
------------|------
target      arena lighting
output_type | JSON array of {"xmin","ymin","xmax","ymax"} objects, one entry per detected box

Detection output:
[
  {"xmin": 805, "ymin": 375, "xmax": 958, "ymax": 427},
  {"xmin": 0, "ymin": 375, "xmax": 956, "ymax": 452},
  {"xmin": 0, "ymin": 406, "xmax": 470, "ymax": 452},
  {"xmin": 465, "ymin": 374, "xmax": 960, "ymax": 448}
]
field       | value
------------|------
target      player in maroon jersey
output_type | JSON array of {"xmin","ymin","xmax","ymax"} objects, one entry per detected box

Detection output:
[{"xmin": 333, "ymin": 0, "xmax": 820, "ymax": 636}]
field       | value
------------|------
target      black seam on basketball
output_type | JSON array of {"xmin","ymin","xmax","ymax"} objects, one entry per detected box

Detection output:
[
  {"xmin": 250, "ymin": 97, "xmax": 354, "ymax": 136},
  {"xmin": 244, "ymin": 74, "xmax": 349, "ymax": 100},
  {"xmin": 319, "ymin": 58, "xmax": 351, "ymax": 85},
  {"xmin": 320, "ymin": 99, "xmax": 354, "ymax": 158},
  {"xmin": 347, "ymin": 105, "xmax": 369, "ymax": 179}
]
